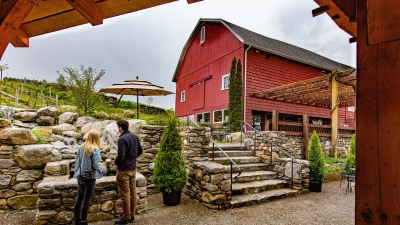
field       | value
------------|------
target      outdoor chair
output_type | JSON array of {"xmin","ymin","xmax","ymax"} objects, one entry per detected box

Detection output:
[
  {"xmin": 340, "ymin": 171, "xmax": 348, "ymax": 188},
  {"xmin": 345, "ymin": 168, "xmax": 356, "ymax": 194}
]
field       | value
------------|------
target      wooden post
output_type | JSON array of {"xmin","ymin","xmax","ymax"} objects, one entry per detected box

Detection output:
[
  {"xmin": 331, "ymin": 71, "xmax": 339, "ymax": 158},
  {"xmin": 40, "ymin": 90, "xmax": 43, "ymax": 108},
  {"xmin": 49, "ymin": 87, "xmax": 51, "ymax": 97},
  {"xmin": 56, "ymin": 94, "xmax": 58, "ymax": 108},
  {"xmin": 302, "ymin": 113, "xmax": 309, "ymax": 159},
  {"xmin": 15, "ymin": 89, "xmax": 18, "ymax": 107},
  {"xmin": 272, "ymin": 110, "xmax": 279, "ymax": 131}
]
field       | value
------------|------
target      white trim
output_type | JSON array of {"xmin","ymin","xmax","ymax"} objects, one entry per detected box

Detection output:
[
  {"xmin": 180, "ymin": 91, "xmax": 186, "ymax": 102},
  {"xmin": 244, "ymin": 45, "xmax": 251, "ymax": 131},
  {"xmin": 222, "ymin": 74, "xmax": 230, "ymax": 90},
  {"xmin": 200, "ymin": 26, "xmax": 205, "ymax": 45},
  {"xmin": 213, "ymin": 108, "xmax": 229, "ymax": 123},
  {"xmin": 196, "ymin": 111, "xmax": 211, "ymax": 123}
]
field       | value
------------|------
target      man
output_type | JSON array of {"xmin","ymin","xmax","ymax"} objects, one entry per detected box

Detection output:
[{"xmin": 114, "ymin": 120, "xmax": 143, "ymax": 225}]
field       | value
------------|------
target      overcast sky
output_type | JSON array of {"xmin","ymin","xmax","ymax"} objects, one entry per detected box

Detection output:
[{"xmin": 1, "ymin": 0, "xmax": 356, "ymax": 110}]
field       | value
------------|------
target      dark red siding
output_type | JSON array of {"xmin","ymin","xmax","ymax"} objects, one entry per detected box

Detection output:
[
  {"xmin": 175, "ymin": 23, "xmax": 244, "ymax": 119},
  {"xmin": 244, "ymin": 49, "xmax": 354, "ymax": 126}
]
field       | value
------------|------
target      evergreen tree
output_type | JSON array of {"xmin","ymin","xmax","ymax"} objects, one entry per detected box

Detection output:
[
  {"xmin": 153, "ymin": 116, "xmax": 187, "ymax": 193},
  {"xmin": 344, "ymin": 134, "xmax": 356, "ymax": 174},
  {"xmin": 308, "ymin": 131, "xmax": 326, "ymax": 182},
  {"xmin": 228, "ymin": 57, "xmax": 243, "ymax": 132}
]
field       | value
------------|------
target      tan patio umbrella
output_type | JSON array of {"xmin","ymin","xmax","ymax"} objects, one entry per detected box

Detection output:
[{"xmin": 99, "ymin": 76, "xmax": 174, "ymax": 119}]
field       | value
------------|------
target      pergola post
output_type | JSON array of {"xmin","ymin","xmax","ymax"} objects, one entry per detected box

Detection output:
[
  {"xmin": 331, "ymin": 71, "xmax": 339, "ymax": 158},
  {"xmin": 302, "ymin": 113, "xmax": 309, "ymax": 159},
  {"xmin": 272, "ymin": 110, "xmax": 279, "ymax": 131}
]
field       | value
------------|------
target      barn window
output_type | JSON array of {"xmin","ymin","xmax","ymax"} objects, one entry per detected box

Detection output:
[
  {"xmin": 200, "ymin": 26, "xmax": 205, "ymax": 45},
  {"xmin": 213, "ymin": 109, "xmax": 229, "ymax": 123},
  {"xmin": 222, "ymin": 74, "xmax": 229, "ymax": 90},
  {"xmin": 181, "ymin": 91, "xmax": 186, "ymax": 102},
  {"xmin": 196, "ymin": 112, "xmax": 210, "ymax": 123}
]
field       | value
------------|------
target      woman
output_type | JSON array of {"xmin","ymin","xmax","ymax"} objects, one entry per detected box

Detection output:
[{"xmin": 73, "ymin": 130, "xmax": 103, "ymax": 225}]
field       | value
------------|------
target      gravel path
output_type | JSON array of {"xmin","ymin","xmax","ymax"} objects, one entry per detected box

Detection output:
[{"xmin": 0, "ymin": 181, "xmax": 354, "ymax": 225}]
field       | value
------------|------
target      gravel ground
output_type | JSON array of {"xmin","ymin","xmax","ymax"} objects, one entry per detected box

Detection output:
[{"xmin": 0, "ymin": 181, "xmax": 354, "ymax": 225}]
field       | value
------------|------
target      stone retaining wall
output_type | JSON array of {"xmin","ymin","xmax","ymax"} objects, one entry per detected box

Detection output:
[
  {"xmin": 34, "ymin": 174, "xmax": 147, "ymax": 225},
  {"xmin": 244, "ymin": 131, "xmax": 352, "ymax": 159}
]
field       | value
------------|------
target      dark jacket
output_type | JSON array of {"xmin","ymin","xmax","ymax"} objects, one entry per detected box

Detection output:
[{"xmin": 114, "ymin": 130, "xmax": 143, "ymax": 171}]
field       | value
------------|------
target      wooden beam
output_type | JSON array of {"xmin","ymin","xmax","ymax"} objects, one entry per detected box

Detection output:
[
  {"xmin": 65, "ymin": 0, "xmax": 103, "ymax": 26},
  {"xmin": 312, "ymin": 5, "xmax": 329, "ymax": 17},
  {"xmin": 0, "ymin": 0, "xmax": 35, "ymax": 60},
  {"xmin": 336, "ymin": 77, "xmax": 356, "ymax": 87},
  {"xmin": 272, "ymin": 110, "xmax": 279, "ymax": 131},
  {"xmin": 331, "ymin": 73, "xmax": 339, "ymax": 158},
  {"xmin": 10, "ymin": 27, "xmax": 29, "ymax": 47},
  {"xmin": 302, "ymin": 114, "xmax": 309, "ymax": 159},
  {"xmin": 187, "ymin": 0, "xmax": 203, "ymax": 3}
]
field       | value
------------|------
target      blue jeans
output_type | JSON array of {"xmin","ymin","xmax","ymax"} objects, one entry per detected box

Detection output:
[{"xmin": 74, "ymin": 178, "xmax": 96, "ymax": 222}]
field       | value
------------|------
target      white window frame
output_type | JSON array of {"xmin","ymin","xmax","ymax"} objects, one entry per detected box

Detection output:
[
  {"xmin": 222, "ymin": 74, "xmax": 229, "ymax": 90},
  {"xmin": 180, "ymin": 91, "xmax": 186, "ymax": 102},
  {"xmin": 348, "ymin": 106, "xmax": 355, "ymax": 112},
  {"xmin": 213, "ymin": 108, "xmax": 229, "ymax": 123},
  {"xmin": 200, "ymin": 26, "xmax": 205, "ymax": 45},
  {"xmin": 197, "ymin": 112, "xmax": 211, "ymax": 123}
]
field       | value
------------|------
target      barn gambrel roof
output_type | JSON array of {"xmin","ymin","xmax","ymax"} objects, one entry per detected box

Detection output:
[{"xmin": 172, "ymin": 18, "xmax": 353, "ymax": 82}]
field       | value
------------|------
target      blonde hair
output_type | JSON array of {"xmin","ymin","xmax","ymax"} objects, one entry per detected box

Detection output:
[{"xmin": 84, "ymin": 130, "xmax": 100, "ymax": 155}]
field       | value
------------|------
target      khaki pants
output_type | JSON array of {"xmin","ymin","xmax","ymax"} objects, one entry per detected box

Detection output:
[{"xmin": 116, "ymin": 169, "xmax": 137, "ymax": 220}]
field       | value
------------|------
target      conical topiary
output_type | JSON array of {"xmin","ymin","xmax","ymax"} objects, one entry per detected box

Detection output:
[
  {"xmin": 308, "ymin": 131, "xmax": 326, "ymax": 182},
  {"xmin": 344, "ymin": 134, "xmax": 356, "ymax": 174},
  {"xmin": 153, "ymin": 116, "xmax": 188, "ymax": 193}
]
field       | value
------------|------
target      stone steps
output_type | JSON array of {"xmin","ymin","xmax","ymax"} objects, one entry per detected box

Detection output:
[
  {"xmin": 226, "ymin": 163, "xmax": 269, "ymax": 173},
  {"xmin": 232, "ymin": 179, "xmax": 288, "ymax": 195},
  {"xmin": 212, "ymin": 156, "xmax": 262, "ymax": 165},
  {"xmin": 231, "ymin": 188, "xmax": 299, "ymax": 208},
  {"xmin": 208, "ymin": 150, "xmax": 253, "ymax": 158},
  {"xmin": 232, "ymin": 171, "xmax": 277, "ymax": 183},
  {"xmin": 210, "ymin": 144, "xmax": 248, "ymax": 151}
]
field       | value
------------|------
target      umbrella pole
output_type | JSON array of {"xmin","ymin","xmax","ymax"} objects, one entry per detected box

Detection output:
[
  {"xmin": 117, "ymin": 94, "xmax": 124, "ymax": 107},
  {"xmin": 137, "ymin": 94, "xmax": 139, "ymax": 119}
]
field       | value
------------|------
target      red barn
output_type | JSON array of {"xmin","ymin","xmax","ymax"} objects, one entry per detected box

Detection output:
[{"xmin": 173, "ymin": 18, "xmax": 355, "ymax": 130}]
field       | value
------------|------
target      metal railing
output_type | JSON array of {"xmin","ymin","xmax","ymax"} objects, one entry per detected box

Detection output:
[
  {"xmin": 189, "ymin": 119, "xmax": 241, "ymax": 191},
  {"xmin": 241, "ymin": 121, "xmax": 302, "ymax": 190}
]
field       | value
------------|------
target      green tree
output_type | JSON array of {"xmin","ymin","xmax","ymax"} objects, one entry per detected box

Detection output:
[
  {"xmin": 0, "ymin": 64, "xmax": 9, "ymax": 81},
  {"xmin": 308, "ymin": 131, "xmax": 326, "ymax": 182},
  {"xmin": 344, "ymin": 134, "xmax": 356, "ymax": 174},
  {"xmin": 153, "ymin": 116, "xmax": 187, "ymax": 193},
  {"xmin": 58, "ymin": 66, "xmax": 105, "ymax": 115},
  {"xmin": 228, "ymin": 57, "xmax": 243, "ymax": 132}
]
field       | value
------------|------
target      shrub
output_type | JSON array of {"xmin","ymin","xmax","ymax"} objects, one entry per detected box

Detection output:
[
  {"xmin": 344, "ymin": 134, "xmax": 356, "ymax": 174},
  {"xmin": 153, "ymin": 116, "xmax": 187, "ymax": 193},
  {"xmin": 31, "ymin": 130, "xmax": 47, "ymax": 144},
  {"xmin": 308, "ymin": 131, "xmax": 326, "ymax": 182}
]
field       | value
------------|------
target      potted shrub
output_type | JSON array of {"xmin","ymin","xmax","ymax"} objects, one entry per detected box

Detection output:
[
  {"xmin": 153, "ymin": 116, "xmax": 188, "ymax": 206},
  {"xmin": 308, "ymin": 131, "xmax": 326, "ymax": 192}
]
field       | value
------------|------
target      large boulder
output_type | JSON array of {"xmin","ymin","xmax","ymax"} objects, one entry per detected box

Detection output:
[
  {"xmin": 102, "ymin": 120, "xmax": 146, "ymax": 151},
  {"xmin": 7, "ymin": 195, "xmax": 38, "ymax": 210},
  {"xmin": 59, "ymin": 112, "xmax": 79, "ymax": 124},
  {"xmin": 75, "ymin": 116, "xmax": 97, "ymax": 129},
  {"xmin": 13, "ymin": 144, "xmax": 62, "ymax": 169},
  {"xmin": 52, "ymin": 123, "xmax": 77, "ymax": 135},
  {"xmin": 231, "ymin": 132, "xmax": 245, "ymax": 143},
  {"xmin": 36, "ymin": 116, "xmax": 55, "ymax": 126},
  {"xmin": 0, "ymin": 118, "xmax": 11, "ymax": 127},
  {"xmin": 123, "ymin": 110, "xmax": 135, "ymax": 118},
  {"xmin": 0, "ymin": 128, "xmax": 37, "ymax": 145},
  {"xmin": 14, "ymin": 112, "xmax": 38, "ymax": 122},
  {"xmin": 81, "ymin": 120, "xmax": 114, "ymax": 137},
  {"xmin": 0, "ymin": 106, "xmax": 14, "ymax": 120},
  {"xmin": 32, "ymin": 126, "xmax": 53, "ymax": 143},
  {"xmin": 58, "ymin": 105, "xmax": 78, "ymax": 113},
  {"xmin": 37, "ymin": 106, "xmax": 58, "ymax": 117}
]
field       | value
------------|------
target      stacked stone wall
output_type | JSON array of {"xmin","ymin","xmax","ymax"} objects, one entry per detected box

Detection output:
[{"xmin": 34, "ymin": 175, "xmax": 147, "ymax": 225}]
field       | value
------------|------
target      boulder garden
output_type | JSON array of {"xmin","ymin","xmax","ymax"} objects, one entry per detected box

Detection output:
[
  {"xmin": 37, "ymin": 106, "xmax": 58, "ymax": 117},
  {"xmin": 13, "ymin": 144, "xmax": 62, "ymax": 169},
  {"xmin": 59, "ymin": 112, "xmax": 79, "ymax": 124}
]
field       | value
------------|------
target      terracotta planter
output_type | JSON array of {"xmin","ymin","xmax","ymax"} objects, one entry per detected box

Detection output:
[
  {"xmin": 162, "ymin": 190, "xmax": 182, "ymax": 206},
  {"xmin": 309, "ymin": 181, "xmax": 322, "ymax": 192}
]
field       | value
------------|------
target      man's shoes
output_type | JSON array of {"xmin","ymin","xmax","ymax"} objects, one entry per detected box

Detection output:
[
  {"xmin": 128, "ymin": 216, "xmax": 135, "ymax": 223},
  {"xmin": 114, "ymin": 219, "xmax": 129, "ymax": 225}
]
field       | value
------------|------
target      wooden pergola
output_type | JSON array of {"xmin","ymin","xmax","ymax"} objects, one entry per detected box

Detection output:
[
  {"xmin": 251, "ymin": 68, "xmax": 356, "ymax": 158},
  {"xmin": 0, "ymin": 0, "xmax": 202, "ymax": 60}
]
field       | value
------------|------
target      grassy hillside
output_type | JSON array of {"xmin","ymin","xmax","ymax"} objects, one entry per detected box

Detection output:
[{"xmin": 0, "ymin": 78, "xmax": 170, "ymax": 124}]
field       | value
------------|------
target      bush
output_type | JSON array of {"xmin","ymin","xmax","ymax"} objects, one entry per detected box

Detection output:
[
  {"xmin": 308, "ymin": 131, "xmax": 326, "ymax": 182},
  {"xmin": 153, "ymin": 116, "xmax": 187, "ymax": 193},
  {"xmin": 344, "ymin": 134, "xmax": 356, "ymax": 174}
]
